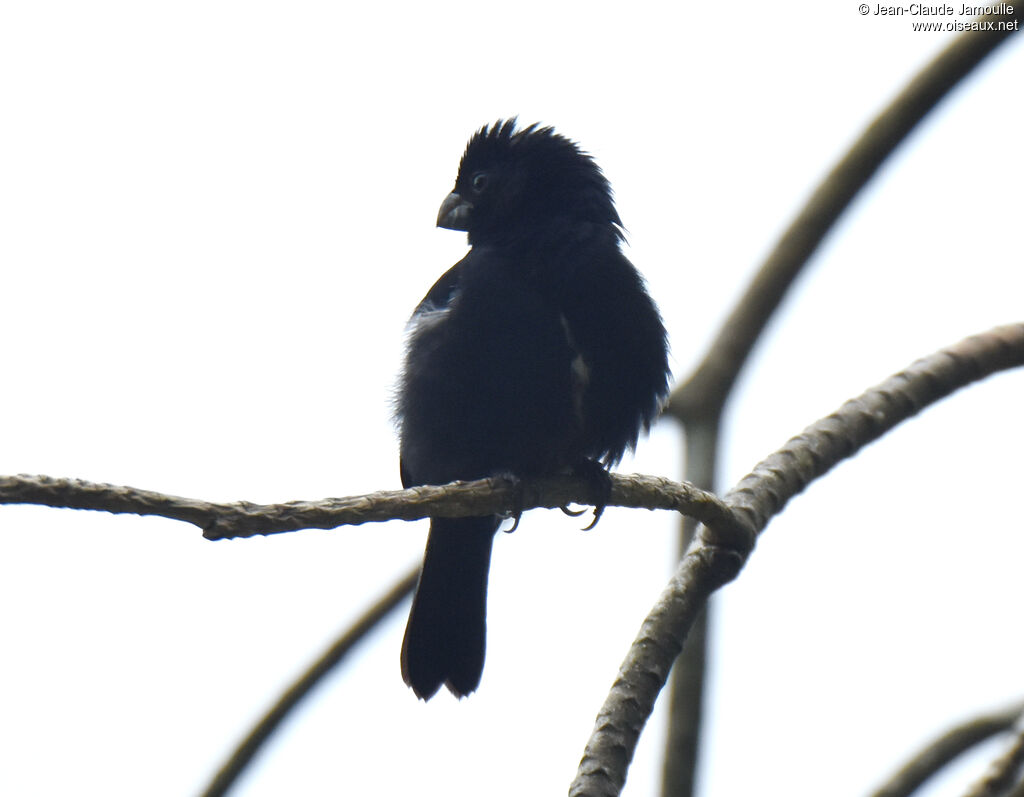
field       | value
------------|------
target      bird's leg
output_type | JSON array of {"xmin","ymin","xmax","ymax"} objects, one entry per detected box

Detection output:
[{"xmin": 571, "ymin": 459, "xmax": 612, "ymax": 531}]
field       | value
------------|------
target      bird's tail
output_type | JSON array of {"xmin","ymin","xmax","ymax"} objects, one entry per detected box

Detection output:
[{"xmin": 401, "ymin": 515, "xmax": 499, "ymax": 700}]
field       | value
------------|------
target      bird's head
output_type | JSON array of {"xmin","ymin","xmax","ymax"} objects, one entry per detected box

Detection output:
[{"xmin": 437, "ymin": 119, "xmax": 623, "ymax": 247}]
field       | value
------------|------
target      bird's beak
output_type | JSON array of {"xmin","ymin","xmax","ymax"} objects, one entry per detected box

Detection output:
[{"xmin": 436, "ymin": 192, "xmax": 472, "ymax": 231}]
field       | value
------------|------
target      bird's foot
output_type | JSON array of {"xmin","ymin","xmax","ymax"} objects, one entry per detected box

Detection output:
[
  {"xmin": 497, "ymin": 472, "xmax": 525, "ymax": 533},
  {"xmin": 570, "ymin": 459, "xmax": 612, "ymax": 531}
]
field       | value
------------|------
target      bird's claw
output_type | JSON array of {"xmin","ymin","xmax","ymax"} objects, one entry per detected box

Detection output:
[
  {"xmin": 499, "ymin": 472, "xmax": 525, "ymax": 533},
  {"xmin": 506, "ymin": 511, "xmax": 523, "ymax": 533},
  {"xmin": 498, "ymin": 463, "xmax": 610, "ymax": 531},
  {"xmin": 572, "ymin": 459, "xmax": 612, "ymax": 531}
]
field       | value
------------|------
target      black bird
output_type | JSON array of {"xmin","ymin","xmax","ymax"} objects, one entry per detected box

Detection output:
[{"xmin": 397, "ymin": 120, "xmax": 670, "ymax": 700}]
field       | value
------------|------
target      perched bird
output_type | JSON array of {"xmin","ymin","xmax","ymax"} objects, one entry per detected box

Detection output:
[{"xmin": 396, "ymin": 120, "xmax": 670, "ymax": 700}]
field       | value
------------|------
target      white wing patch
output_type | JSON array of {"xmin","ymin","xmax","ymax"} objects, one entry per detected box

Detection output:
[
  {"xmin": 408, "ymin": 290, "xmax": 459, "ymax": 338},
  {"xmin": 560, "ymin": 313, "xmax": 589, "ymax": 425}
]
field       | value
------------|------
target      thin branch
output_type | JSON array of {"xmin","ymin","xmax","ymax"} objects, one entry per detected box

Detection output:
[
  {"xmin": 961, "ymin": 716, "xmax": 1024, "ymax": 797},
  {"xmin": 200, "ymin": 566, "xmax": 420, "ymax": 797},
  {"xmin": 665, "ymin": 7, "xmax": 1020, "ymax": 426},
  {"xmin": 570, "ymin": 323, "xmax": 1024, "ymax": 797},
  {"xmin": 658, "ymin": 15, "xmax": 1020, "ymax": 795},
  {"xmin": 868, "ymin": 702, "xmax": 1024, "ymax": 797},
  {"xmin": 0, "ymin": 472, "xmax": 734, "ymax": 541},
  {"xmin": 722, "ymin": 323, "xmax": 1024, "ymax": 535},
  {"xmin": 660, "ymin": 422, "xmax": 718, "ymax": 797}
]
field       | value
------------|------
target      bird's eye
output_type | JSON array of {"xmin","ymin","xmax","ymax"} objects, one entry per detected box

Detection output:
[{"xmin": 471, "ymin": 173, "xmax": 489, "ymax": 193}]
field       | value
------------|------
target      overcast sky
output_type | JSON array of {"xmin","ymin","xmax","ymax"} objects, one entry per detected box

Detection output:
[{"xmin": 1, "ymin": 3, "xmax": 1022, "ymax": 796}]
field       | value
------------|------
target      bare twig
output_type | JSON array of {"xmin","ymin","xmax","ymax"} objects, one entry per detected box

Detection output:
[
  {"xmin": 571, "ymin": 323, "xmax": 1024, "ymax": 797},
  {"xmin": 198, "ymin": 566, "xmax": 420, "ymax": 797},
  {"xmin": 658, "ymin": 14, "xmax": 1020, "ymax": 792},
  {"xmin": 0, "ymin": 472, "xmax": 733, "ymax": 541},
  {"xmin": 665, "ymin": 9, "xmax": 1020, "ymax": 426},
  {"xmin": 722, "ymin": 324, "xmax": 1024, "ymax": 533},
  {"xmin": 869, "ymin": 702, "xmax": 1024, "ymax": 797},
  {"xmin": 659, "ymin": 424, "xmax": 718, "ymax": 797},
  {"xmin": 961, "ymin": 715, "xmax": 1024, "ymax": 797}
]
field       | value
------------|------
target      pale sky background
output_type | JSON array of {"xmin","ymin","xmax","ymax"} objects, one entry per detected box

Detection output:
[{"xmin": 1, "ymin": 3, "xmax": 1022, "ymax": 796}]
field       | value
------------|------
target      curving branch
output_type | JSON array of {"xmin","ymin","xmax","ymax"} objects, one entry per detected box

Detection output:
[
  {"xmin": 0, "ymin": 472, "xmax": 733, "ymax": 541},
  {"xmin": 0, "ymin": 471, "xmax": 726, "ymax": 796},
  {"xmin": 658, "ymin": 12, "xmax": 1021, "ymax": 791},
  {"xmin": 199, "ymin": 566, "xmax": 421, "ymax": 797},
  {"xmin": 665, "ymin": 9, "xmax": 1021, "ymax": 426},
  {"xmin": 570, "ymin": 323, "xmax": 1024, "ymax": 797},
  {"xmin": 7, "ymin": 324, "xmax": 1021, "ymax": 797},
  {"xmin": 721, "ymin": 323, "xmax": 1024, "ymax": 533},
  {"xmin": 868, "ymin": 701, "xmax": 1024, "ymax": 797},
  {"xmin": 961, "ymin": 715, "xmax": 1024, "ymax": 797}
]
